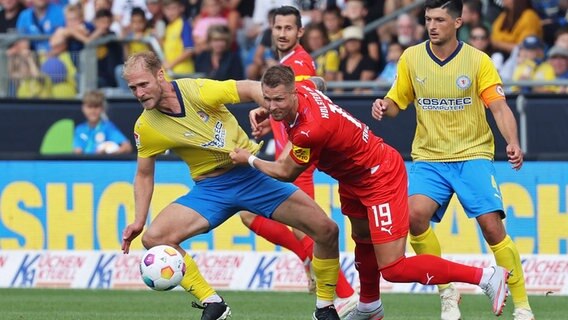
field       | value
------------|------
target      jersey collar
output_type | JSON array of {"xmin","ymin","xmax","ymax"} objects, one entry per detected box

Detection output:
[
  {"xmin": 159, "ymin": 81, "xmax": 186, "ymax": 117},
  {"xmin": 425, "ymin": 40, "xmax": 463, "ymax": 67},
  {"xmin": 279, "ymin": 44, "xmax": 302, "ymax": 65}
]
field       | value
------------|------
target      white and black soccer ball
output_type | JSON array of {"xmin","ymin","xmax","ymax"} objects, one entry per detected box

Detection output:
[{"xmin": 140, "ymin": 245, "xmax": 186, "ymax": 291}]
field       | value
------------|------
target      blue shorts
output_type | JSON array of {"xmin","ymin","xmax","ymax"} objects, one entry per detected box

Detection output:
[
  {"xmin": 174, "ymin": 166, "xmax": 298, "ymax": 230},
  {"xmin": 408, "ymin": 160, "xmax": 505, "ymax": 222}
]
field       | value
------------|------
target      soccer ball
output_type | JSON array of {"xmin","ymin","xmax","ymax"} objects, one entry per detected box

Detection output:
[{"xmin": 140, "ymin": 245, "xmax": 186, "ymax": 291}]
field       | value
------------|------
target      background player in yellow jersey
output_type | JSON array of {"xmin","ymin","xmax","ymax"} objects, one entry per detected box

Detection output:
[
  {"xmin": 120, "ymin": 51, "xmax": 343, "ymax": 320},
  {"xmin": 372, "ymin": 1, "xmax": 533, "ymax": 320}
]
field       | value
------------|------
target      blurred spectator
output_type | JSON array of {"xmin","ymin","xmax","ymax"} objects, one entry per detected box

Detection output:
[
  {"xmin": 145, "ymin": 0, "xmax": 166, "ymax": 41},
  {"xmin": 553, "ymin": 26, "xmax": 568, "ymax": 49},
  {"xmin": 49, "ymin": 4, "xmax": 94, "ymax": 66},
  {"xmin": 9, "ymin": 51, "xmax": 50, "ymax": 98},
  {"xmin": 185, "ymin": 0, "xmax": 202, "ymax": 21},
  {"xmin": 533, "ymin": 45, "xmax": 568, "ymax": 93},
  {"xmin": 510, "ymin": 35, "xmax": 546, "ymax": 92},
  {"xmin": 303, "ymin": 22, "xmax": 340, "ymax": 81},
  {"xmin": 15, "ymin": 0, "xmax": 65, "ymax": 57},
  {"xmin": 394, "ymin": 13, "xmax": 424, "ymax": 48},
  {"xmin": 459, "ymin": 0, "xmax": 491, "ymax": 43},
  {"xmin": 245, "ymin": 8, "xmax": 278, "ymax": 80},
  {"xmin": 376, "ymin": 41, "xmax": 402, "ymax": 85},
  {"xmin": 192, "ymin": 0, "xmax": 239, "ymax": 55},
  {"xmin": 195, "ymin": 24, "xmax": 244, "ymax": 79},
  {"xmin": 336, "ymin": 25, "xmax": 376, "ymax": 93},
  {"xmin": 322, "ymin": 5, "xmax": 343, "ymax": 43},
  {"xmin": 531, "ymin": 0, "xmax": 568, "ymax": 46},
  {"xmin": 89, "ymin": 8, "xmax": 123, "ymax": 88},
  {"xmin": 0, "ymin": 0, "xmax": 25, "ymax": 33},
  {"xmin": 114, "ymin": 7, "xmax": 152, "ymax": 90},
  {"xmin": 123, "ymin": 7, "xmax": 152, "ymax": 56},
  {"xmin": 468, "ymin": 24, "xmax": 505, "ymax": 72},
  {"xmin": 162, "ymin": 0, "xmax": 194, "ymax": 76},
  {"xmin": 378, "ymin": 0, "xmax": 418, "ymax": 51},
  {"xmin": 74, "ymin": 90, "xmax": 132, "ymax": 155},
  {"xmin": 491, "ymin": 0, "xmax": 542, "ymax": 56},
  {"xmin": 342, "ymin": 0, "xmax": 380, "ymax": 63},
  {"xmin": 111, "ymin": 0, "xmax": 149, "ymax": 36}
]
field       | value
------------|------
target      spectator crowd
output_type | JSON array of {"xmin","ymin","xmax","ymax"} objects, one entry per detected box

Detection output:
[{"xmin": 1, "ymin": 0, "xmax": 567, "ymax": 98}]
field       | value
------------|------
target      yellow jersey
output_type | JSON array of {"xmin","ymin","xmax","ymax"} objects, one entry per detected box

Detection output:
[
  {"xmin": 134, "ymin": 78, "xmax": 261, "ymax": 179},
  {"xmin": 386, "ymin": 41, "xmax": 502, "ymax": 161}
]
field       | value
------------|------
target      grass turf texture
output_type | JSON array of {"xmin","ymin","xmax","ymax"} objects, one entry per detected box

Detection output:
[{"xmin": 0, "ymin": 288, "xmax": 565, "ymax": 319}]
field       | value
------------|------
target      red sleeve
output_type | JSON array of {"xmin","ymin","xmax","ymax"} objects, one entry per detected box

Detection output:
[{"xmin": 288, "ymin": 124, "xmax": 325, "ymax": 166}]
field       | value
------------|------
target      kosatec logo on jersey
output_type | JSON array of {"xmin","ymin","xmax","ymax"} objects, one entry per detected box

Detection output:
[
  {"xmin": 201, "ymin": 121, "xmax": 226, "ymax": 148},
  {"xmin": 292, "ymin": 145, "xmax": 310, "ymax": 163}
]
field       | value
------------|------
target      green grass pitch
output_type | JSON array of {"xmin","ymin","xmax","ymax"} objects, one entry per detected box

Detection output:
[{"xmin": 0, "ymin": 288, "xmax": 566, "ymax": 319}]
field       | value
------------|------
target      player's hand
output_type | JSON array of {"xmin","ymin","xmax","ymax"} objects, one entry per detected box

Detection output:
[
  {"xmin": 121, "ymin": 222, "xmax": 144, "ymax": 254},
  {"xmin": 249, "ymin": 107, "xmax": 270, "ymax": 138},
  {"xmin": 371, "ymin": 98, "xmax": 388, "ymax": 120},
  {"xmin": 230, "ymin": 148, "xmax": 252, "ymax": 165},
  {"xmin": 506, "ymin": 144, "xmax": 523, "ymax": 170}
]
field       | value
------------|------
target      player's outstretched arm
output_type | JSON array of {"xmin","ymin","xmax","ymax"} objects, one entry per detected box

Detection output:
[
  {"xmin": 122, "ymin": 156, "xmax": 156, "ymax": 254},
  {"xmin": 236, "ymin": 80, "xmax": 265, "ymax": 107},
  {"xmin": 230, "ymin": 147, "xmax": 306, "ymax": 182},
  {"xmin": 488, "ymin": 99, "xmax": 523, "ymax": 170}
]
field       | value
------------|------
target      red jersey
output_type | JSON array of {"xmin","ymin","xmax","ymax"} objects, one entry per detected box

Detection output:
[{"xmin": 285, "ymin": 84, "xmax": 389, "ymax": 188}]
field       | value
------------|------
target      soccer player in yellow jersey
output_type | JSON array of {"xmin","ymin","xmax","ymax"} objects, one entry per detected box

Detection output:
[
  {"xmin": 372, "ymin": 1, "xmax": 533, "ymax": 320},
  {"xmin": 120, "ymin": 51, "xmax": 342, "ymax": 320}
]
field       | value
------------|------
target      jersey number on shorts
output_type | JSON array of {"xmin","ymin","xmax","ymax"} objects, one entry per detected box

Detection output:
[{"xmin": 371, "ymin": 203, "xmax": 393, "ymax": 234}]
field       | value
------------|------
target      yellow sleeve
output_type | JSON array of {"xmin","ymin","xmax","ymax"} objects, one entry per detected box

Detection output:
[
  {"xmin": 134, "ymin": 116, "xmax": 172, "ymax": 158},
  {"xmin": 197, "ymin": 79, "xmax": 241, "ymax": 109},
  {"xmin": 385, "ymin": 51, "xmax": 414, "ymax": 110},
  {"xmin": 477, "ymin": 53, "xmax": 503, "ymax": 94}
]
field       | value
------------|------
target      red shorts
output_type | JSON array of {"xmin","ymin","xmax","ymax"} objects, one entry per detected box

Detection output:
[{"xmin": 339, "ymin": 146, "xmax": 409, "ymax": 244}]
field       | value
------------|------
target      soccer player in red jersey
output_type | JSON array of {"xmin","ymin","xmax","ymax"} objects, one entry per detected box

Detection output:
[
  {"xmin": 231, "ymin": 65, "xmax": 512, "ymax": 319},
  {"xmin": 238, "ymin": 7, "xmax": 358, "ymax": 315}
]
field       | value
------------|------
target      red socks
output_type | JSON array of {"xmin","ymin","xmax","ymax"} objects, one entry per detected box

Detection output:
[
  {"xmin": 354, "ymin": 240, "xmax": 381, "ymax": 303},
  {"xmin": 380, "ymin": 254, "xmax": 483, "ymax": 285}
]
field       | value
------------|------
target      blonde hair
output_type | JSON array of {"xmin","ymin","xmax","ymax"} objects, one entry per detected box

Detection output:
[
  {"xmin": 122, "ymin": 51, "xmax": 162, "ymax": 78},
  {"xmin": 83, "ymin": 90, "xmax": 106, "ymax": 108},
  {"xmin": 207, "ymin": 24, "xmax": 231, "ymax": 47}
]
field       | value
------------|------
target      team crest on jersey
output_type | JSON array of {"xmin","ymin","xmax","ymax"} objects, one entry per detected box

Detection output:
[
  {"xmin": 197, "ymin": 111, "xmax": 209, "ymax": 122},
  {"xmin": 456, "ymin": 75, "xmax": 471, "ymax": 89},
  {"xmin": 134, "ymin": 132, "xmax": 141, "ymax": 148},
  {"xmin": 292, "ymin": 145, "xmax": 310, "ymax": 163}
]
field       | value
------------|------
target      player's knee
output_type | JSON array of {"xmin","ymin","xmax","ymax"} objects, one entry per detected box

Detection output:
[
  {"xmin": 314, "ymin": 219, "xmax": 339, "ymax": 245},
  {"xmin": 409, "ymin": 209, "xmax": 431, "ymax": 236},
  {"xmin": 141, "ymin": 229, "xmax": 163, "ymax": 249},
  {"xmin": 239, "ymin": 211, "xmax": 256, "ymax": 227}
]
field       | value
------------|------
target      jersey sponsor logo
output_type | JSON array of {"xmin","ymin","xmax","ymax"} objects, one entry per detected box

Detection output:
[
  {"xmin": 197, "ymin": 111, "xmax": 209, "ymax": 122},
  {"xmin": 201, "ymin": 121, "xmax": 226, "ymax": 148},
  {"xmin": 292, "ymin": 145, "xmax": 310, "ymax": 163},
  {"xmin": 456, "ymin": 75, "xmax": 472, "ymax": 89},
  {"xmin": 133, "ymin": 132, "xmax": 141, "ymax": 148},
  {"xmin": 417, "ymin": 97, "xmax": 472, "ymax": 111}
]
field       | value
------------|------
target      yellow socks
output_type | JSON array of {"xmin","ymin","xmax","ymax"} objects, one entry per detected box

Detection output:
[
  {"xmin": 180, "ymin": 253, "xmax": 216, "ymax": 302},
  {"xmin": 409, "ymin": 226, "xmax": 450, "ymax": 291},
  {"xmin": 311, "ymin": 256, "xmax": 339, "ymax": 306},
  {"xmin": 490, "ymin": 235, "xmax": 531, "ymax": 310}
]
